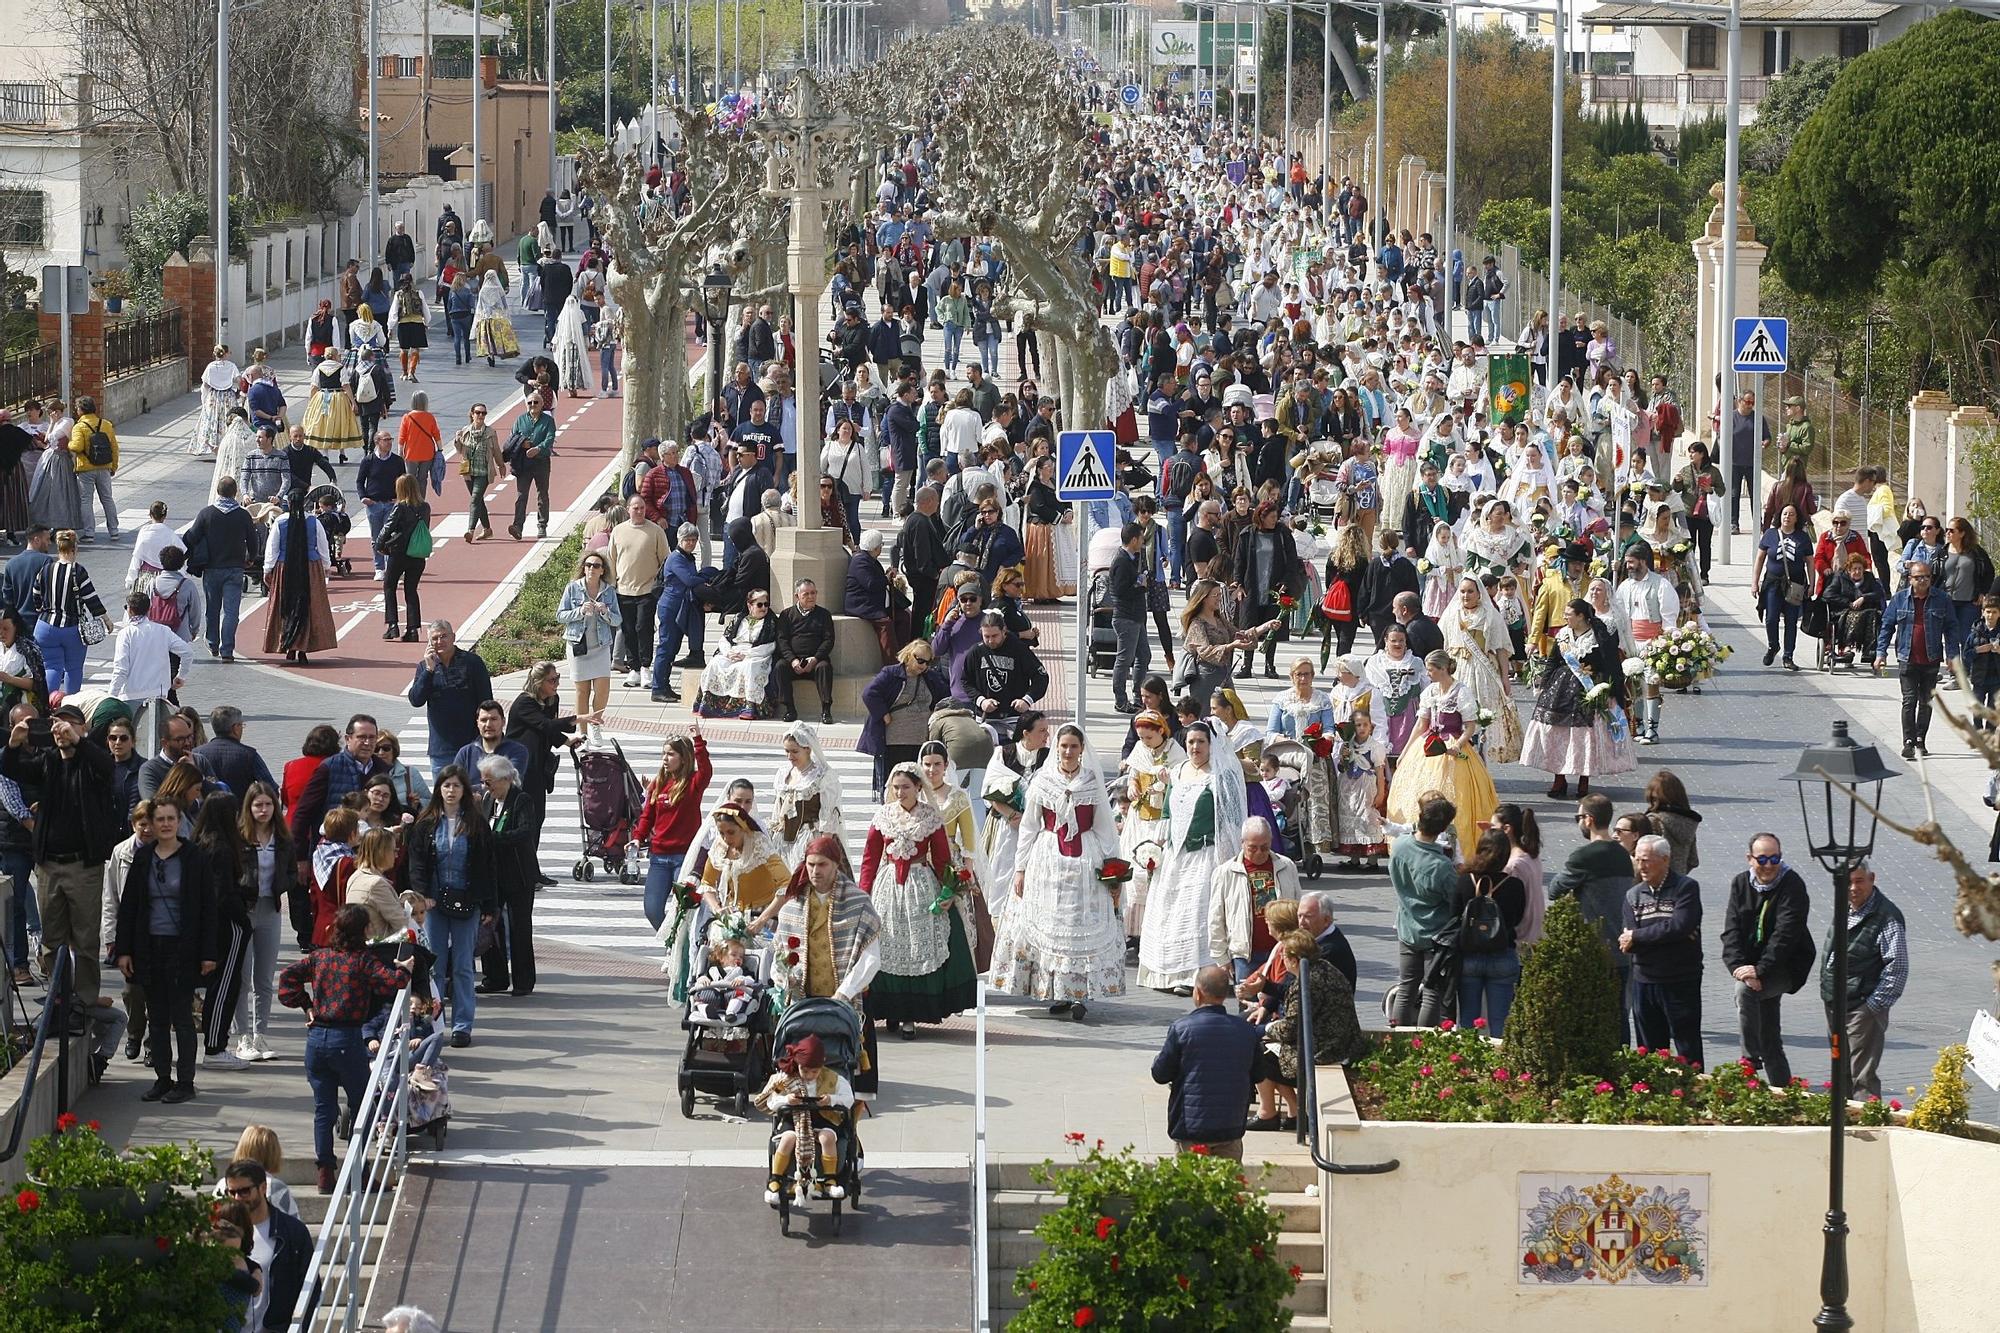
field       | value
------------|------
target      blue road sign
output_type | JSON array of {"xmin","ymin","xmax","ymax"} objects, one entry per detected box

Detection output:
[
  {"xmin": 1120, "ymin": 83, "xmax": 1142, "ymax": 107},
  {"xmin": 1056, "ymin": 430, "xmax": 1118, "ymax": 502},
  {"xmin": 1197, "ymin": 88, "xmax": 1215, "ymax": 106},
  {"xmin": 1733, "ymin": 316, "xmax": 1788, "ymax": 373}
]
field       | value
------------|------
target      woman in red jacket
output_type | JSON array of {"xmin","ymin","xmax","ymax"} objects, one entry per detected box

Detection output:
[
  {"xmin": 632, "ymin": 722, "xmax": 711, "ymax": 931},
  {"xmin": 282, "ymin": 724, "xmax": 340, "ymax": 818}
]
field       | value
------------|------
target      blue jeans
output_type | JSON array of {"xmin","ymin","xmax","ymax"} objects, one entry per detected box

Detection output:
[
  {"xmin": 364, "ymin": 499, "xmax": 394, "ymax": 572},
  {"xmin": 1464, "ymin": 306, "xmax": 1483, "ymax": 343},
  {"xmin": 449, "ymin": 313, "xmax": 472, "ymax": 363},
  {"xmin": 600, "ymin": 343, "xmax": 620, "ymax": 393},
  {"xmin": 3, "ymin": 849, "xmax": 36, "ymax": 968},
  {"xmin": 424, "ymin": 909, "xmax": 481, "ymax": 1036},
  {"xmin": 303, "ymin": 1025, "xmax": 370, "ymax": 1167},
  {"xmin": 643, "ymin": 852, "xmax": 686, "ymax": 930},
  {"xmin": 1166, "ymin": 507, "xmax": 1189, "ymax": 586},
  {"xmin": 201, "ymin": 566, "xmax": 244, "ymax": 656},
  {"xmin": 978, "ymin": 335, "xmax": 1000, "ymax": 375},
  {"xmin": 1457, "ymin": 948, "xmax": 1521, "ymax": 1037},
  {"xmin": 942, "ymin": 322, "xmax": 963, "ymax": 371},
  {"xmin": 1485, "ymin": 299, "xmax": 1503, "ymax": 340},
  {"xmin": 33, "ymin": 620, "xmax": 84, "ymax": 695},
  {"xmin": 653, "ymin": 595, "xmax": 705, "ymax": 687}
]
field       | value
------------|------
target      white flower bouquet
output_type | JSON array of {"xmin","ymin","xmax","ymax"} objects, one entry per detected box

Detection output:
[{"xmin": 1644, "ymin": 624, "xmax": 1728, "ymax": 685}]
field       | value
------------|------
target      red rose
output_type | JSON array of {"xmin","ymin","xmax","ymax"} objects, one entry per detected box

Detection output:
[
  {"xmin": 55, "ymin": 1112, "xmax": 77, "ymax": 1132},
  {"xmin": 15, "ymin": 1189, "xmax": 38, "ymax": 1212},
  {"xmin": 1095, "ymin": 1215, "xmax": 1116, "ymax": 1240},
  {"xmin": 1438, "ymin": 1019, "xmax": 1455, "ymax": 1032},
  {"xmin": 1073, "ymin": 1308, "xmax": 1095, "ymax": 1328},
  {"xmin": 787, "ymin": 935, "xmax": 801, "ymax": 948}
]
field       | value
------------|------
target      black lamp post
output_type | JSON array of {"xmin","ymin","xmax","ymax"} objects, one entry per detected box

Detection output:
[
  {"xmin": 1784, "ymin": 719, "xmax": 1898, "ymax": 1333},
  {"xmin": 702, "ymin": 265, "xmax": 733, "ymax": 418}
]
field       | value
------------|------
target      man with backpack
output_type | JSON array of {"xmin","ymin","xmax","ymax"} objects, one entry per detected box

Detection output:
[
  {"xmin": 1160, "ymin": 434, "xmax": 1204, "ymax": 589},
  {"xmin": 143, "ymin": 546, "xmax": 204, "ymax": 651},
  {"xmin": 68, "ymin": 396, "xmax": 119, "ymax": 540},
  {"xmin": 107, "ymin": 590, "xmax": 191, "ymax": 708}
]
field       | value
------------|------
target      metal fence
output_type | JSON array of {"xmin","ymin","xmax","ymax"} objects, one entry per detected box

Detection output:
[
  {"xmin": 103, "ymin": 306, "xmax": 184, "ymax": 380},
  {"xmin": 0, "ymin": 82, "xmax": 56, "ymax": 125},
  {"xmin": 1451, "ymin": 231, "xmax": 1648, "ymax": 378},
  {"xmin": 1785, "ymin": 366, "xmax": 1907, "ymax": 503},
  {"xmin": 0, "ymin": 342, "xmax": 60, "ymax": 408}
]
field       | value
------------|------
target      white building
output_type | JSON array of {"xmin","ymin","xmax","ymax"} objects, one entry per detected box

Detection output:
[
  {"xmin": 0, "ymin": 15, "xmax": 139, "ymax": 275},
  {"xmin": 1574, "ymin": 0, "xmax": 1934, "ymax": 131}
]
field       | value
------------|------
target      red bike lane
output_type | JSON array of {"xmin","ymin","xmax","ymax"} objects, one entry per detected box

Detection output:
[{"xmin": 235, "ymin": 389, "xmax": 627, "ymax": 695}]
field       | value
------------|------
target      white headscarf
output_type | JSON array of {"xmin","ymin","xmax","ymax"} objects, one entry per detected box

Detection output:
[
  {"xmin": 1439, "ymin": 574, "xmax": 1511, "ymax": 655},
  {"xmin": 474, "ymin": 270, "xmax": 507, "ymax": 319},
  {"xmin": 1026, "ymin": 724, "xmax": 1112, "ymax": 849}
]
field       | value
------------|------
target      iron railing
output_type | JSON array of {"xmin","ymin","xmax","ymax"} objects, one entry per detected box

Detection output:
[
  {"xmin": 0, "ymin": 342, "xmax": 61, "ymax": 411},
  {"xmin": 0, "ymin": 83, "xmax": 56, "ymax": 125},
  {"xmin": 0, "ymin": 946, "xmax": 74, "ymax": 1164},
  {"xmin": 288, "ymin": 987, "xmax": 413, "ymax": 1333},
  {"xmin": 1291, "ymin": 962, "xmax": 1398, "ymax": 1179},
  {"xmin": 103, "ymin": 307, "xmax": 184, "ymax": 380}
]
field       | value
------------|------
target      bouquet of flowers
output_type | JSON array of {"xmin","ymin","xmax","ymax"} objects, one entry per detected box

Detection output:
[
  {"xmin": 1098, "ymin": 857, "xmax": 1135, "ymax": 893},
  {"xmin": 1580, "ymin": 681, "xmax": 1615, "ymax": 718},
  {"xmin": 929, "ymin": 864, "xmax": 977, "ymax": 914},
  {"xmin": 1644, "ymin": 623, "xmax": 1729, "ymax": 686},
  {"xmin": 1417, "ymin": 558, "xmax": 1433, "ymax": 575},
  {"xmin": 1622, "ymin": 657, "xmax": 1650, "ymax": 681},
  {"xmin": 659, "ymin": 877, "xmax": 707, "ymax": 995},
  {"xmin": 1302, "ymin": 720, "xmax": 1335, "ymax": 759}
]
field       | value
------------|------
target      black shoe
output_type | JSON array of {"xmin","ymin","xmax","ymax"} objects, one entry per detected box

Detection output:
[
  {"xmin": 1113, "ymin": 699, "xmax": 1138, "ymax": 715},
  {"xmin": 1901, "ymin": 742, "xmax": 1916, "ymax": 759},
  {"xmin": 161, "ymin": 1084, "xmax": 196, "ymax": 1104},
  {"xmin": 1546, "ymin": 776, "xmax": 1569, "ymax": 799},
  {"xmin": 782, "ymin": 710, "xmax": 799, "ymax": 723},
  {"xmin": 401, "ymin": 629, "xmax": 420, "ymax": 643},
  {"xmin": 651, "ymin": 689, "xmax": 680, "ymax": 704},
  {"xmin": 475, "ymin": 981, "xmax": 510, "ymax": 994},
  {"xmin": 821, "ymin": 707, "xmax": 833, "ymax": 725},
  {"xmin": 124, "ymin": 1037, "xmax": 141, "ymax": 1061},
  {"xmin": 535, "ymin": 873, "xmax": 556, "ymax": 887},
  {"xmin": 1782, "ymin": 658, "xmax": 1800, "ymax": 671},
  {"xmin": 220, "ymin": 654, "xmax": 234, "ymax": 663},
  {"xmin": 1070, "ymin": 1002, "xmax": 1087, "ymax": 1023},
  {"xmin": 382, "ymin": 626, "xmax": 400, "ymax": 640},
  {"xmin": 449, "ymin": 1030, "xmax": 471, "ymax": 1048},
  {"xmin": 674, "ymin": 657, "xmax": 702, "ymax": 669},
  {"xmin": 140, "ymin": 1081, "xmax": 171, "ymax": 1101},
  {"xmin": 1246, "ymin": 1114, "xmax": 1283, "ymax": 1132},
  {"xmin": 510, "ymin": 987, "xmax": 534, "ymax": 997},
  {"xmin": 1763, "ymin": 648, "xmax": 1777, "ymax": 666},
  {"xmin": 1916, "ymin": 742, "xmax": 1930, "ymax": 757},
  {"xmin": 1049, "ymin": 1001, "xmax": 1074, "ymax": 1015}
]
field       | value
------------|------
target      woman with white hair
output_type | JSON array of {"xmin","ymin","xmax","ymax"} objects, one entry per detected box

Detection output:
[
  {"xmin": 382, "ymin": 1308, "xmax": 443, "ymax": 1333},
  {"xmin": 478, "ymin": 752, "xmax": 540, "ymax": 998},
  {"xmin": 990, "ymin": 723, "xmax": 1126, "ymax": 1020}
]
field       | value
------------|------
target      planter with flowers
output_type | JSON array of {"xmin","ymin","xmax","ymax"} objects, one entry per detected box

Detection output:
[
  {"xmin": 1328, "ymin": 898, "xmax": 2000, "ymax": 1332},
  {"xmin": 0, "ymin": 1117, "xmax": 234, "ymax": 1332},
  {"xmin": 1008, "ymin": 1144, "xmax": 1297, "ymax": 1331}
]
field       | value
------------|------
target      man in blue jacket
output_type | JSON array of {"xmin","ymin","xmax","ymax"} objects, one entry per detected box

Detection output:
[
  {"xmin": 652, "ymin": 523, "xmax": 718, "ymax": 704},
  {"xmin": 1876, "ymin": 560, "xmax": 1961, "ymax": 758},
  {"xmin": 1150, "ymin": 966, "xmax": 1260, "ymax": 1161},
  {"xmin": 406, "ymin": 622, "xmax": 493, "ymax": 777}
]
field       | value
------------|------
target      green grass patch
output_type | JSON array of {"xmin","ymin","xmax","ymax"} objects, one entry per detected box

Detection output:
[{"xmin": 474, "ymin": 528, "xmax": 585, "ymax": 674}]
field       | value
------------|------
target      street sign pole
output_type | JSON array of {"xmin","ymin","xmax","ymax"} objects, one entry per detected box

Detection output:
[
  {"xmin": 1074, "ymin": 501, "xmax": 1089, "ymax": 725},
  {"xmin": 1057, "ymin": 428, "xmax": 1117, "ymax": 729},
  {"xmin": 56, "ymin": 275, "xmax": 71, "ymax": 411}
]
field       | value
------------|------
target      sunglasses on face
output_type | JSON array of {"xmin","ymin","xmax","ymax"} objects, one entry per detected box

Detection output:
[
  {"xmin": 1749, "ymin": 854, "xmax": 1782, "ymax": 866},
  {"xmin": 912, "ymin": 654, "xmax": 933, "ymax": 665}
]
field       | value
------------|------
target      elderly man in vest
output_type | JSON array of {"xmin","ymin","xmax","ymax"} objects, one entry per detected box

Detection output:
[
  {"xmin": 1820, "ymin": 862, "xmax": 1905, "ymax": 1099},
  {"xmin": 1207, "ymin": 816, "xmax": 1302, "ymax": 984},
  {"xmin": 1612, "ymin": 544, "xmax": 1681, "ymax": 745}
]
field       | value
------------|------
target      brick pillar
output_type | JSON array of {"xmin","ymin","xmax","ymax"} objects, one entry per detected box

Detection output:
[
  {"xmin": 169, "ymin": 241, "xmax": 218, "ymax": 387},
  {"xmin": 37, "ymin": 303, "xmax": 106, "ymax": 411}
]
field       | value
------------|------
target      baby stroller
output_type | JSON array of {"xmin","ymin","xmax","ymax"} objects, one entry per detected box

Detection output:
[
  {"xmin": 677, "ymin": 944, "xmax": 776, "ymax": 1119},
  {"xmin": 1305, "ymin": 447, "xmax": 1346, "ymax": 531},
  {"xmin": 1085, "ymin": 568, "xmax": 1118, "ymax": 676},
  {"xmin": 765, "ymin": 997, "xmax": 866, "ymax": 1236},
  {"xmin": 406, "ymin": 1049, "xmax": 452, "ymax": 1149},
  {"xmin": 570, "ymin": 736, "xmax": 646, "ymax": 883},
  {"xmin": 1260, "ymin": 735, "xmax": 1324, "ymax": 877},
  {"xmin": 304, "ymin": 484, "xmax": 356, "ymax": 579}
]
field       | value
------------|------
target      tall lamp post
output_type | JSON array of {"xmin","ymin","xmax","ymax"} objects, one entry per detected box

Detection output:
[{"xmin": 1785, "ymin": 719, "xmax": 1899, "ymax": 1333}]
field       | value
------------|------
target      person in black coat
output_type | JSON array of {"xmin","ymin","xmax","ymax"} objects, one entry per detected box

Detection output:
[
  {"xmin": 113, "ymin": 798, "xmax": 220, "ymax": 1101},
  {"xmin": 1231, "ymin": 504, "xmax": 1306, "ymax": 678},
  {"xmin": 846, "ymin": 537, "xmax": 898, "ymax": 664},
  {"xmin": 505, "ymin": 663, "xmax": 580, "ymax": 887},
  {"xmin": 477, "ymin": 767, "xmax": 540, "ymax": 995},
  {"xmin": 1720, "ymin": 833, "xmax": 1817, "ymax": 1088},
  {"xmin": 1395, "ymin": 593, "xmax": 1445, "ymax": 661},
  {"xmin": 3, "ymin": 705, "xmax": 120, "ymax": 1008},
  {"xmin": 713, "ymin": 516, "xmax": 771, "ymax": 618},
  {"xmin": 897, "ymin": 492, "xmax": 950, "ymax": 635},
  {"xmin": 1358, "ymin": 535, "xmax": 1421, "ymax": 649},
  {"xmin": 1150, "ymin": 965, "xmax": 1260, "ymax": 1154},
  {"xmin": 773, "ymin": 578, "xmax": 838, "ymax": 724}
]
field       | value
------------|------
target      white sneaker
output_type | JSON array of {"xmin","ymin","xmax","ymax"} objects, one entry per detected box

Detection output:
[
  {"xmin": 204, "ymin": 1049, "xmax": 251, "ymax": 1071},
  {"xmin": 625, "ymin": 670, "xmax": 641, "ymax": 688},
  {"xmin": 233, "ymin": 1037, "xmax": 259, "ymax": 1063},
  {"xmin": 251, "ymin": 1034, "xmax": 275, "ymax": 1061},
  {"xmin": 372, "ymin": 570, "xmax": 384, "ymax": 582},
  {"xmin": 640, "ymin": 667, "xmax": 652, "ymax": 688}
]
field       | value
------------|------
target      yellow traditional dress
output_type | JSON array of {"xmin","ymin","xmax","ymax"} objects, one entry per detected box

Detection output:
[{"xmin": 1385, "ymin": 679, "xmax": 1498, "ymax": 852}]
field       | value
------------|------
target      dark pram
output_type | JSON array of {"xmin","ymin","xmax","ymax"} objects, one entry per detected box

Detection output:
[
  {"xmin": 1085, "ymin": 568, "xmax": 1118, "ymax": 676},
  {"xmin": 678, "ymin": 944, "xmax": 776, "ymax": 1119},
  {"xmin": 570, "ymin": 736, "xmax": 646, "ymax": 882},
  {"xmin": 764, "ymin": 997, "xmax": 866, "ymax": 1235},
  {"xmin": 304, "ymin": 484, "xmax": 356, "ymax": 578}
]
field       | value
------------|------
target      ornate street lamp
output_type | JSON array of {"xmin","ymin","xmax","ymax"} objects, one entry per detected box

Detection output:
[{"xmin": 1784, "ymin": 719, "xmax": 1899, "ymax": 1333}]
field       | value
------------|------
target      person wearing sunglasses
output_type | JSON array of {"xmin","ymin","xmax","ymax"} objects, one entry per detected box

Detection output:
[
  {"xmin": 556, "ymin": 549, "xmax": 622, "ymax": 719},
  {"xmin": 1720, "ymin": 832, "xmax": 1815, "ymax": 1090},
  {"xmin": 222, "ymin": 1157, "xmax": 312, "ymax": 1327},
  {"xmin": 858, "ymin": 640, "xmax": 951, "ymax": 799},
  {"xmin": 1897, "ymin": 515, "xmax": 1947, "ymax": 590}
]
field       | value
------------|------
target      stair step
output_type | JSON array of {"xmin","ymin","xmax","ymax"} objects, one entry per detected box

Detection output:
[{"xmin": 1284, "ymin": 1274, "xmax": 1328, "ymax": 1314}]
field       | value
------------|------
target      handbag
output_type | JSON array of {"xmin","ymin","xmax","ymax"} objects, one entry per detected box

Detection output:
[
  {"xmin": 78, "ymin": 615, "xmax": 106, "ymax": 647},
  {"xmin": 1784, "ymin": 579, "xmax": 1807, "ymax": 607}
]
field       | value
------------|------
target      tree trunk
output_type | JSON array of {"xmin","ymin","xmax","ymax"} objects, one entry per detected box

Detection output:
[
  {"xmin": 658, "ymin": 288, "xmax": 693, "ymax": 449},
  {"xmin": 619, "ymin": 291, "xmax": 661, "ymax": 462}
]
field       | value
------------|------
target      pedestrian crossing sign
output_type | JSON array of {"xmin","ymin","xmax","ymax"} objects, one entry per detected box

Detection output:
[
  {"xmin": 1732, "ymin": 316, "xmax": 1788, "ymax": 372},
  {"xmin": 1056, "ymin": 430, "xmax": 1117, "ymax": 501},
  {"xmin": 1197, "ymin": 88, "xmax": 1215, "ymax": 106}
]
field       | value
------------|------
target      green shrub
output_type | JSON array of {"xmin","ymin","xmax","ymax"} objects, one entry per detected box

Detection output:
[
  {"xmin": 1502, "ymin": 896, "xmax": 1622, "ymax": 1086},
  {"xmin": 120, "ymin": 193, "xmax": 249, "ymax": 313},
  {"xmin": 476, "ymin": 528, "xmax": 586, "ymax": 674},
  {"xmin": 1909, "ymin": 1044, "xmax": 1972, "ymax": 1137},
  {"xmin": 0, "ymin": 1118, "xmax": 234, "ymax": 1332},
  {"xmin": 1012, "ymin": 1146, "xmax": 1296, "ymax": 1331}
]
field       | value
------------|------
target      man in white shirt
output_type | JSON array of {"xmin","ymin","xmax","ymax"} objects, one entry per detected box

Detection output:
[
  {"xmin": 1834, "ymin": 467, "xmax": 1872, "ymax": 531},
  {"xmin": 107, "ymin": 590, "xmax": 192, "ymax": 705},
  {"xmin": 1611, "ymin": 545, "xmax": 1682, "ymax": 747},
  {"xmin": 941, "ymin": 387, "xmax": 984, "ymax": 474}
]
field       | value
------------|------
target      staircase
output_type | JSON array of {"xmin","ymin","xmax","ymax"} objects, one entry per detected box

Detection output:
[{"xmin": 985, "ymin": 1153, "xmax": 1329, "ymax": 1330}]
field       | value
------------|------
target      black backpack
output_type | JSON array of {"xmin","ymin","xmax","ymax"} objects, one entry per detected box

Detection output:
[
  {"xmin": 1458, "ymin": 875, "xmax": 1511, "ymax": 953},
  {"xmin": 83, "ymin": 418, "xmax": 113, "ymax": 468}
]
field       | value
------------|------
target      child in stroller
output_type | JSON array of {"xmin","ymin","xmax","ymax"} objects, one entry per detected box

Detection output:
[
  {"xmin": 306, "ymin": 484, "xmax": 356, "ymax": 578},
  {"xmin": 753, "ymin": 1032, "xmax": 854, "ymax": 1205},
  {"xmin": 690, "ymin": 937, "xmax": 767, "ymax": 1026},
  {"xmin": 1258, "ymin": 753, "xmax": 1300, "ymax": 857}
]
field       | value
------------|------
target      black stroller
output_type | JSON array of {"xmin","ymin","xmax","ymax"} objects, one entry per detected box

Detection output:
[
  {"xmin": 765, "ymin": 998, "xmax": 866, "ymax": 1236},
  {"xmin": 1085, "ymin": 568, "xmax": 1118, "ymax": 676},
  {"xmin": 569, "ymin": 736, "xmax": 646, "ymax": 883},
  {"xmin": 677, "ymin": 944, "xmax": 777, "ymax": 1119},
  {"xmin": 304, "ymin": 484, "xmax": 356, "ymax": 579}
]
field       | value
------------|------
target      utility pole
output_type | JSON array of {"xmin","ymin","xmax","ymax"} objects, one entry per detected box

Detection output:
[
  {"xmin": 1444, "ymin": 0, "xmax": 1456, "ymax": 256},
  {"xmin": 1549, "ymin": 0, "xmax": 1565, "ymax": 342},
  {"xmin": 421, "ymin": 0, "xmax": 433, "ymax": 174},
  {"xmin": 368, "ymin": 0, "xmax": 380, "ymax": 266},
  {"xmin": 547, "ymin": 0, "xmax": 557, "ymax": 200},
  {"xmin": 472, "ymin": 0, "xmax": 483, "ymax": 225},
  {"xmin": 1283, "ymin": 1, "xmax": 1294, "ymax": 169},
  {"xmin": 1718, "ymin": 0, "xmax": 1742, "ymax": 565},
  {"xmin": 1371, "ymin": 0, "xmax": 1383, "ymax": 241},
  {"xmin": 215, "ymin": 0, "xmax": 230, "ymax": 344},
  {"xmin": 605, "ymin": 0, "xmax": 613, "ymax": 143}
]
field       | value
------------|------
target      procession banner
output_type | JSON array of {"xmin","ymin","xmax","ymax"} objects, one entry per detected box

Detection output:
[{"xmin": 1489, "ymin": 351, "xmax": 1531, "ymax": 425}]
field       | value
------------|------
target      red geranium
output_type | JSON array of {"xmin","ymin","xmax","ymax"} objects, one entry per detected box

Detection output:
[
  {"xmin": 1073, "ymin": 1307, "xmax": 1095, "ymax": 1327},
  {"xmin": 15, "ymin": 1189, "xmax": 39, "ymax": 1212},
  {"xmin": 55, "ymin": 1112, "xmax": 77, "ymax": 1132},
  {"xmin": 1098, "ymin": 858, "xmax": 1134, "ymax": 887},
  {"xmin": 1094, "ymin": 1215, "xmax": 1116, "ymax": 1240},
  {"xmin": 1187, "ymin": 1143, "xmax": 1210, "ymax": 1155}
]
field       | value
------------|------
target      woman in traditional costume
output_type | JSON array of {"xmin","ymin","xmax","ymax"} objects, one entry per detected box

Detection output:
[
  {"xmin": 1521, "ymin": 599, "xmax": 1635, "ymax": 800},
  {"xmin": 471, "ymin": 271, "xmax": 520, "ymax": 365},
  {"xmin": 1438, "ymin": 575, "xmax": 1522, "ymax": 764},
  {"xmin": 1136, "ymin": 722, "xmax": 1247, "ymax": 994},
  {"xmin": 860, "ymin": 764, "xmax": 977, "ymax": 1039},
  {"xmin": 1385, "ymin": 650, "xmax": 1499, "ymax": 853},
  {"xmin": 770, "ymin": 721, "xmax": 846, "ymax": 869},
  {"xmin": 1116, "ymin": 709, "xmax": 1183, "ymax": 943}
]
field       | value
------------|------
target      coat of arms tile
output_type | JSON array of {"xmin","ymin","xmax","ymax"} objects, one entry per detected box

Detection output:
[{"xmin": 1518, "ymin": 1172, "xmax": 1708, "ymax": 1287}]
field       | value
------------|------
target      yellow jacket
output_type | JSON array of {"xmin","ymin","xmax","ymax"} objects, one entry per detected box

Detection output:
[
  {"xmin": 1528, "ymin": 567, "xmax": 1576, "ymax": 657},
  {"xmin": 69, "ymin": 414, "xmax": 119, "ymax": 472}
]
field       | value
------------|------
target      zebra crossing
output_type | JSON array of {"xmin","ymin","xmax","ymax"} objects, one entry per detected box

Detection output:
[{"xmin": 397, "ymin": 722, "xmax": 880, "ymax": 958}]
